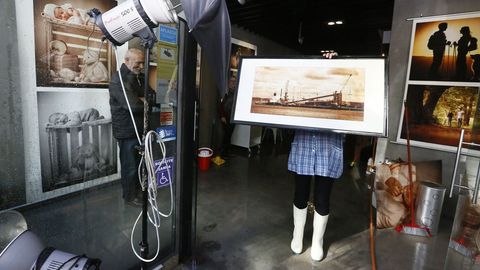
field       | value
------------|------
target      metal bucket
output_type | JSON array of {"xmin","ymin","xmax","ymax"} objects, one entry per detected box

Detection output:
[{"xmin": 415, "ymin": 181, "xmax": 446, "ymax": 235}]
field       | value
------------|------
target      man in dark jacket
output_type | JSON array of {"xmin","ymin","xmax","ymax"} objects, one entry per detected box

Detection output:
[{"xmin": 109, "ymin": 48, "xmax": 153, "ymax": 206}]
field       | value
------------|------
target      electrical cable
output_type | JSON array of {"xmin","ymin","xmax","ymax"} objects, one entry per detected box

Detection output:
[
  {"xmin": 130, "ymin": 130, "xmax": 174, "ymax": 262},
  {"xmin": 81, "ymin": 23, "xmax": 103, "ymax": 75},
  {"xmin": 55, "ymin": 254, "xmax": 84, "ymax": 269},
  {"xmin": 112, "ymin": 47, "xmax": 174, "ymax": 263},
  {"xmin": 113, "ymin": 47, "xmax": 142, "ymax": 144}
]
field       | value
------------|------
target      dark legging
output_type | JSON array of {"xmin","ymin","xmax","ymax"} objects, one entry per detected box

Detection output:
[{"xmin": 293, "ymin": 174, "xmax": 334, "ymax": 216}]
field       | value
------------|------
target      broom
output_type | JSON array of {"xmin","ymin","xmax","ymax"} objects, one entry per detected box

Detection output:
[{"xmin": 395, "ymin": 101, "xmax": 432, "ymax": 237}]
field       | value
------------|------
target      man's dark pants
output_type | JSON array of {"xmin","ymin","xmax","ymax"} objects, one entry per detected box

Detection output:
[{"xmin": 118, "ymin": 138, "xmax": 141, "ymax": 201}]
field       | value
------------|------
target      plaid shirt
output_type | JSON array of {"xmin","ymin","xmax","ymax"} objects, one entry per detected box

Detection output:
[{"xmin": 288, "ymin": 130, "xmax": 344, "ymax": 178}]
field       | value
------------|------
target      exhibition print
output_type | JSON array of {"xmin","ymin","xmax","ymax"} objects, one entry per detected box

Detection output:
[
  {"xmin": 398, "ymin": 12, "xmax": 480, "ymax": 152},
  {"xmin": 409, "ymin": 13, "xmax": 480, "ymax": 82},
  {"xmin": 400, "ymin": 84, "xmax": 480, "ymax": 148},
  {"xmin": 233, "ymin": 57, "xmax": 386, "ymax": 136},
  {"xmin": 33, "ymin": 0, "xmax": 116, "ymax": 87},
  {"xmin": 230, "ymin": 38, "xmax": 257, "ymax": 71},
  {"xmin": 229, "ymin": 38, "xmax": 257, "ymax": 86},
  {"xmin": 250, "ymin": 66, "xmax": 365, "ymax": 121},
  {"xmin": 37, "ymin": 92, "xmax": 118, "ymax": 192}
]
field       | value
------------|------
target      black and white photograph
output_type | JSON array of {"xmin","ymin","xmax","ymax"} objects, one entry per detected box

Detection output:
[{"xmin": 37, "ymin": 91, "xmax": 117, "ymax": 191}]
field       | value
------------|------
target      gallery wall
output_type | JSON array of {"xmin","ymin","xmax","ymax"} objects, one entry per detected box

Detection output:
[
  {"xmin": 11, "ymin": 0, "xmax": 121, "ymax": 209},
  {"xmin": 385, "ymin": 0, "xmax": 480, "ymax": 216},
  {"xmin": 0, "ymin": 1, "xmax": 26, "ymax": 209}
]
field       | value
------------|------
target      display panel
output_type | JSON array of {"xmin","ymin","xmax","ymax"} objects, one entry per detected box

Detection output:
[
  {"xmin": 397, "ymin": 11, "xmax": 480, "ymax": 152},
  {"xmin": 232, "ymin": 57, "xmax": 387, "ymax": 136}
]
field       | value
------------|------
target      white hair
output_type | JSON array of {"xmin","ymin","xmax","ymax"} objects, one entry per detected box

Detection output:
[{"xmin": 125, "ymin": 48, "xmax": 144, "ymax": 61}]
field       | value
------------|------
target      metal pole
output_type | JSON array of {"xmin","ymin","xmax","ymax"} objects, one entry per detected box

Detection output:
[
  {"xmin": 472, "ymin": 160, "xmax": 480, "ymax": 204},
  {"xmin": 449, "ymin": 129, "xmax": 465, "ymax": 198},
  {"xmin": 140, "ymin": 46, "xmax": 151, "ymax": 269},
  {"xmin": 403, "ymin": 101, "xmax": 415, "ymax": 226}
]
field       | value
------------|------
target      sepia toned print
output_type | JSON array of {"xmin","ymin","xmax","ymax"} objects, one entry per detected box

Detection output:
[
  {"xmin": 250, "ymin": 66, "xmax": 365, "ymax": 121},
  {"xmin": 33, "ymin": 0, "xmax": 116, "ymax": 88},
  {"xmin": 233, "ymin": 57, "xmax": 386, "ymax": 136}
]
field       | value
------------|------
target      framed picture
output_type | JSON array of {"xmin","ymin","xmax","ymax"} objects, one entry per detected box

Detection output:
[
  {"xmin": 397, "ymin": 12, "xmax": 480, "ymax": 152},
  {"xmin": 229, "ymin": 38, "xmax": 257, "ymax": 87},
  {"xmin": 33, "ymin": 0, "xmax": 117, "ymax": 88},
  {"xmin": 37, "ymin": 91, "xmax": 117, "ymax": 192},
  {"xmin": 232, "ymin": 56, "xmax": 387, "ymax": 136},
  {"xmin": 408, "ymin": 12, "xmax": 480, "ymax": 83}
]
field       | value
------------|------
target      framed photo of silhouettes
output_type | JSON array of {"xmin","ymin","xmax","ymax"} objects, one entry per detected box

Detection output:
[
  {"xmin": 408, "ymin": 12, "xmax": 480, "ymax": 83},
  {"xmin": 397, "ymin": 12, "xmax": 480, "ymax": 152},
  {"xmin": 232, "ymin": 56, "xmax": 387, "ymax": 136}
]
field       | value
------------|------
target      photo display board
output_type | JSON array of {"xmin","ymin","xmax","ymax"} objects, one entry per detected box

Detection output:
[{"xmin": 397, "ymin": 12, "xmax": 480, "ymax": 151}]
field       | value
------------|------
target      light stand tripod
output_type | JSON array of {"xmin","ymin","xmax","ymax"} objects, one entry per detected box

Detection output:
[{"xmin": 133, "ymin": 27, "xmax": 158, "ymax": 270}]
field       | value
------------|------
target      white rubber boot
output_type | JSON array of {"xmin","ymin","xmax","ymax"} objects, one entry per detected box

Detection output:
[
  {"xmin": 311, "ymin": 211, "xmax": 329, "ymax": 261},
  {"xmin": 290, "ymin": 204, "xmax": 308, "ymax": 254}
]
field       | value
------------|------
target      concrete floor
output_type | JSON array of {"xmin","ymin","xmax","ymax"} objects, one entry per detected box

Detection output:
[
  {"xmin": 20, "ymin": 182, "xmax": 174, "ymax": 269},
  {"xmin": 179, "ymin": 138, "xmax": 457, "ymax": 270},
  {"xmin": 14, "ymin": 133, "xmax": 480, "ymax": 269}
]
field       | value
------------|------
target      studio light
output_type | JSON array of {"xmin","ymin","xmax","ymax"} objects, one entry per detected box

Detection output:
[
  {"xmin": 0, "ymin": 211, "xmax": 100, "ymax": 270},
  {"xmin": 89, "ymin": 0, "xmax": 178, "ymax": 47},
  {"xmin": 90, "ymin": 0, "xmax": 231, "ymax": 96}
]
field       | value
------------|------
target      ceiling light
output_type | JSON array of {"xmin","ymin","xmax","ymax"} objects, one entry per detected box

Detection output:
[
  {"xmin": 320, "ymin": 50, "xmax": 337, "ymax": 54},
  {"xmin": 335, "ymin": 21, "xmax": 343, "ymax": 25},
  {"xmin": 327, "ymin": 21, "xmax": 335, "ymax": 26}
]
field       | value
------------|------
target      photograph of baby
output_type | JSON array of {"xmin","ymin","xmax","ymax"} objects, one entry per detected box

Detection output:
[
  {"xmin": 33, "ymin": 0, "xmax": 116, "ymax": 87},
  {"xmin": 38, "ymin": 92, "xmax": 117, "ymax": 192}
]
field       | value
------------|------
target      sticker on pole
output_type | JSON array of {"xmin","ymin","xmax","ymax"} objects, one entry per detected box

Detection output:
[{"xmin": 155, "ymin": 157, "xmax": 174, "ymax": 188}]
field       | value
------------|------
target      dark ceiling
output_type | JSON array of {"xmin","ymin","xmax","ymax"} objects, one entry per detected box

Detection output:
[{"xmin": 225, "ymin": 0, "xmax": 395, "ymax": 55}]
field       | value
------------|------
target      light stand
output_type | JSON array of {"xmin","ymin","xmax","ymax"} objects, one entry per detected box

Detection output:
[
  {"xmin": 88, "ymin": 0, "xmax": 232, "ymax": 266},
  {"xmin": 134, "ymin": 27, "xmax": 157, "ymax": 270}
]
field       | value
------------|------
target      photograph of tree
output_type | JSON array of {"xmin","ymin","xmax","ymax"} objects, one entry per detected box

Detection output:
[
  {"xmin": 400, "ymin": 84, "xmax": 480, "ymax": 147},
  {"xmin": 409, "ymin": 14, "xmax": 480, "ymax": 82}
]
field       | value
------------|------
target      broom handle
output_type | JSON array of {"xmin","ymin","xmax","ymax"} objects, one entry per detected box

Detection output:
[{"xmin": 404, "ymin": 102, "xmax": 415, "ymax": 226}]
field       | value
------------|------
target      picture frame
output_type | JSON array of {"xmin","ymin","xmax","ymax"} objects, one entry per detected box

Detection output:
[
  {"xmin": 232, "ymin": 56, "xmax": 387, "ymax": 136},
  {"xmin": 33, "ymin": 0, "xmax": 117, "ymax": 88},
  {"xmin": 396, "ymin": 12, "xmax": 480, "ymax": 152}
]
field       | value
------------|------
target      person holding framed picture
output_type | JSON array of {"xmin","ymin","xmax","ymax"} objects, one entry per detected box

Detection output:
[{"xmin": 288, "ymin": 52, "xmax": 345, "ymax": 262}]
